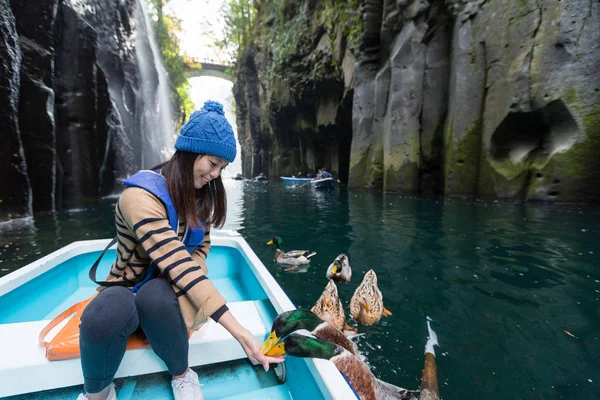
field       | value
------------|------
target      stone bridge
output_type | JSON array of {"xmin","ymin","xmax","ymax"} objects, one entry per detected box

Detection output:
[{"xmin": 183, "ymin": 58, "xmax": 232, "ymax": 81}]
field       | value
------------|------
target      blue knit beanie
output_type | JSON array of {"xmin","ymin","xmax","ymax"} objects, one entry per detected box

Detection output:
[{"xmin": 175, "ymin": 100, "xmax": 237, "ymax": 162}]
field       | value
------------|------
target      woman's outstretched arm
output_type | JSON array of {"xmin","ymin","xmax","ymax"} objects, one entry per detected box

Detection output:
[{"xmin": 217, "ymin": 310, "xmax": 285, "ymax": 370}]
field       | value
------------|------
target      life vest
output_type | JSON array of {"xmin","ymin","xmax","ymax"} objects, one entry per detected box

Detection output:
[{"xmin": 122, "ymin": 170, "xmax": 206, "ymax": 292}]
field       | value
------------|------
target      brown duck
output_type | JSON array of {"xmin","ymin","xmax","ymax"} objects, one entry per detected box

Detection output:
[{"xmin": 350, "ymin": 269, "xmax": 392, "ymax": 326}]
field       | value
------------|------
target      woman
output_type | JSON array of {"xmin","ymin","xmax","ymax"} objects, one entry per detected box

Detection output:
[{"xmin": 77, "ymin": 101, "xmax": 284, "ymax": 400}]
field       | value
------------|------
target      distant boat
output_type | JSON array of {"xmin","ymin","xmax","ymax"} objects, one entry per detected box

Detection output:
[
  {"xmin": 280, "ymin": 176, "xmax": 312, "ymax": 183},
  {"xmin": 233, "ymin": 173, "xmax": 244, "ymax": 180},
  {"xmin": 311, "ymin": 177, "xmax": 335, "ymax": 189}
]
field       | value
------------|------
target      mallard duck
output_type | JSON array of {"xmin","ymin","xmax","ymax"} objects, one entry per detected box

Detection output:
[
  {"xmin": 266, "ymin": 236, "xmax": 316, "ymax": 265},
  {"xmin": 326, "ymin": 253, "xmax": 352, "ymax": 282},
  {"xmin": 263, "ymin": 332, "xmax": 417, "ymax": 400},
  {"xmin": 311, "ymin": 280, "xmax": 352, "ymax": 332},
  {"xmin": 350, "ymin": 269, "xmax": 392, "ymax": 326},
  {"xmin": 261, "ymin": 309, "xmax": 359, "ymax": 356}
]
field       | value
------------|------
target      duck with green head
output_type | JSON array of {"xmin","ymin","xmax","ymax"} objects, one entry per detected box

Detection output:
[
  {"xmin": 266, "ymin": 236, "xmax": 316, "ymax": 265},
  {"xmin": 263, "ymin": 333, "xmax": 417, "ymax": 400},
  {"xmin": 261, "ymin": 309, "xmax": 359, "ymax": 356}
]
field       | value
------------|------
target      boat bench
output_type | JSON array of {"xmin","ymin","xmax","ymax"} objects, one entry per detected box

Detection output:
[{"xmin": 0, "ymin": 300, "xmax": 270, "ymax": 398}]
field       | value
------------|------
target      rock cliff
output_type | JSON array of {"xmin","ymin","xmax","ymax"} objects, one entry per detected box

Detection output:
[
  {"xmin": 0, "ymin": 0, "xmax": 175, "ymax": 221},
  {"xmin": 234, "ymin": 0, "xmax": 600, "ymax": 202}
]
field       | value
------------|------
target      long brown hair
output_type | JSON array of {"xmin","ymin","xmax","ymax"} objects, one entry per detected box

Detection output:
[{"xmin": 153, "ymin": 151, "xmax": 227, "ymax": 229}]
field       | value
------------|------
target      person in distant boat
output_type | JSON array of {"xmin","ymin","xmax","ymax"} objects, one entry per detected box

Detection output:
[
  {"xmin": 77, "ymin": 101, "xmax": 284, "ymax": 400},
  {"xmin": 296, "ymin": 172, "xmax": 303, "ymax": 178},
  {"xmin": 253, "ymin": 172, "xmax": 267, "ymax": 181},
  {"xmin": 314, "ymin": 168, "xmax": 332, "ymax": 180}
]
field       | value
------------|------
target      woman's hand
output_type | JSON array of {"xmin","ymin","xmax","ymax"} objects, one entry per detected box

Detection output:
[
  {"xmin": 218, "ymin": 310, "xmax": 285, "ymax": 371},
  {"xmin": 236, "ymin": 328, "xmax": 285, "ymax": 371}
]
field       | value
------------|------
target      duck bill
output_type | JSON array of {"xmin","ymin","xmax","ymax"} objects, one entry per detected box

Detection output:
[
  {"xmin": 267, "ymin": 240, "xmax": 274, "ymax": 245},
  {"xmin": 260, "ymin": 331, "xmax": 280, "ymax": 354},
  {"xmin": 264, "ymin": 342, "xmax": 286, "ymax": 356}
]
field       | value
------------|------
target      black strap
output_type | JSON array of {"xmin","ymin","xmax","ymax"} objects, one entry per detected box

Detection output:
[{"xmin": 89, "ymin": 237, "xmax": 131, "ymax": 287}]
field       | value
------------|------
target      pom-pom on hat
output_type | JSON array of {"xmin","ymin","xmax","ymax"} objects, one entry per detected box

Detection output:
[{"xmin": 175, "ymin": 100, "xmax": 237, "ymax": 162}]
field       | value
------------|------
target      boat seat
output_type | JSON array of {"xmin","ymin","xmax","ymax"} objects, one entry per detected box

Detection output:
[{"xmin": 0, "ymin": 300, "xmax": 270, "ymax": 398}]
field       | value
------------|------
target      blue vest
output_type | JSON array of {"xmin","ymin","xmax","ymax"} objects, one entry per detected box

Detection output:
[{"xmin": 123, "ymin": 170, "xmax": 206, "ymax": 292}]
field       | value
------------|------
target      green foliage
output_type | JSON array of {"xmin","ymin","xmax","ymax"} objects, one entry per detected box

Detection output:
[
  {"xmin": 269, "ymin": 2, "xmax": 309, "ymax": 73},
  {"xmin": 176, "ymin": 81, "xmax": 195, "ymax": 123},
  {"xmin": 217, "ymin": 0, "xmax": 363, "ymax": 100},
  {"xmin": 216, "ymin": 0, "xmax": 256, "ymax": 61},
  {"xmin": 321, "ymin": 0, "xmax": 361, "ymax": 49},
  {"xmin": 217, "ymin": 0, "xmax": 362, "ymax": 69},
  {"xmin": 144, "ymin": 0, "xmax": 193, "ymax": 128}
]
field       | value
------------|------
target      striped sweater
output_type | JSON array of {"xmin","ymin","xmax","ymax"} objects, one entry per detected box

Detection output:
[{"xmin": 103, "ymin": 186, "xmax": 228, "ymax": 328}]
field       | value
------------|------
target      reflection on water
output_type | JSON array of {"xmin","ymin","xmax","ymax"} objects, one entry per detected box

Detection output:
[{"xmin": 1, "ymin": 182, "xmax": 599, "ymax": 399}]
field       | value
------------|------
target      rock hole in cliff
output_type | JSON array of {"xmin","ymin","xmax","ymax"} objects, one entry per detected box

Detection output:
[
  {"xmin": 457, "ymin": 159, "xmax": 465, "ymax": 165},
  {"xmin": 536, "ymin": 172, "xmax": 543, "ymax": 178},
  {"xmin": 548, "ymin": 191, "xmax": 559, "ymax": 196},
  {"xmin": 490, "ymin": 99, "xmax": 579, "ymax": 168}
]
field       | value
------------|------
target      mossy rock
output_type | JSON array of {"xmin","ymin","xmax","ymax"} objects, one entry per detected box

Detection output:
[
  {"xmin": 444, "ymin": 118, "xmax": 483, "ymax": 196},
  {"xmin": 349, "ymin": 144, "xmax": 384, "ymax": 189},
  {"xmin": 384, "ymin": 162, "xmax": 420, "ymax": 192}
]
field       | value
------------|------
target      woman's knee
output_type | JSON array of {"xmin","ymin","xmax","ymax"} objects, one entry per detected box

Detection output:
[
  {"xmin": 134, "ymin": 278, "xmax": 178, "ymax": 316},
  {"xmin": 80, "ymin": 287, "xmax": 138, "ymax": 343}
]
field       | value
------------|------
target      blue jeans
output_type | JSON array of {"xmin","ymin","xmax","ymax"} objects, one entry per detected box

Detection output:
[{"xmin": 79, "ymin": 278, "xmax": 188, "ymax": 393}]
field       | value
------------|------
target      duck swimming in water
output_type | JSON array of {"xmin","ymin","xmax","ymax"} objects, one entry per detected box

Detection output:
[
  {"xmin": 261, "ymin": 309, "xmax": 359, "ymax": 356},
  {"xmin": 350, "ymin": 269, "xmax": 392, "ymax": 326},
  {"xmin": 263, "ymin": 332, "xmax": 417, "ymax": 400},
  {"xmin": 261, "ymin": 310, "xmax": 416, "ymax": 399},
  {"xmin": 311, "ymin": 280, "xmax": 347, "ymax": 331},
  {"xmin": 267, "ymin": 236, "xmax": 316, "ymax": 265},
  {"xmin": 326, "ymin": 253, "xmax": 352, "ymax": 282}
]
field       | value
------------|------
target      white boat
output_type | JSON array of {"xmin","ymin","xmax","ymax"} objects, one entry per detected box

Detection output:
[
  {"xmin": 310, "ymin": 177, "xmax": 336, "ymax": 189},
  {"xmin": 0, "ymin": 232, "xmax": 357, "ymax": 399},
  {"xmin": 280, "ymin": 176, "xmax": 312, "ymax": 183}
]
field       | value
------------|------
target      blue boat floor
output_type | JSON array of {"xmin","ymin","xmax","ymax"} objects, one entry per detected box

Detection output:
[{"xmin": 2, "ymin": 359, "xmax": 292, "ymax": 400}]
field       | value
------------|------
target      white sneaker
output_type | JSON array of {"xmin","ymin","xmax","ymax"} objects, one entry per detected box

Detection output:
[
  {"xmin": 77, "ymin": 383, "xmax": 117, "ymax": 400},
  {"xmin": 171, "ymin": 369, "xmax": 204, "ymax": 400}
]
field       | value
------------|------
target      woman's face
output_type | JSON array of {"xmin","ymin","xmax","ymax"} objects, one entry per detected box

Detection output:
[{"xmin": 193, "ymin": 155, "xmax": 229, "ymax": 188}]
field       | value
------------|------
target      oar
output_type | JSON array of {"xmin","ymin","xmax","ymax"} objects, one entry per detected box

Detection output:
[
  {"xmin": 298, "ymin": 180, "xmax": 313, "ymax": 188},
  {"xmin": 420, "ymin": 318, "xmax": 440, "ymax": 400}
]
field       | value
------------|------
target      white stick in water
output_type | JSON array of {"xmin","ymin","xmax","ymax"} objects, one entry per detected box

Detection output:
[{"xmin": 425, "ymin": 317, "xmax": 439, "ymax": 355}]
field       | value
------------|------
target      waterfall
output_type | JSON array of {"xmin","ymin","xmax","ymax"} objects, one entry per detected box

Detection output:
[{"xmin": 135, "ymin": 0, "xmax": 175, "ymax": 167}]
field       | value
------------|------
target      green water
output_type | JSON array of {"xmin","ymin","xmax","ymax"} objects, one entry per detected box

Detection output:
[{"xmin": 1, "ymin": 180, "xmax": 599, "ymax": 399}]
